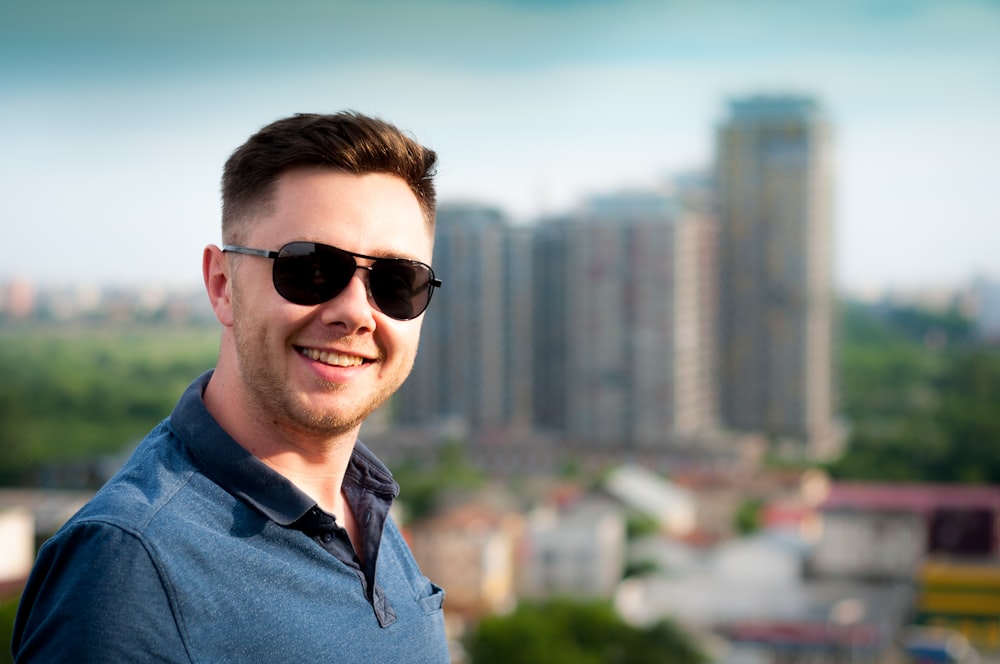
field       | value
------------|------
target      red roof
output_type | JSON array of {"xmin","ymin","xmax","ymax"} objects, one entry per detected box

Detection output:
[{"xmin": 820, "ymin": 483, "xmax": 1000, "ymax": 514}]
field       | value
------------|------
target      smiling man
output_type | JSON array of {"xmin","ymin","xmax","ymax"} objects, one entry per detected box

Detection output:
[{"xmin": 13, "ymin": 113, "xmax": 449, "ymax": 663}]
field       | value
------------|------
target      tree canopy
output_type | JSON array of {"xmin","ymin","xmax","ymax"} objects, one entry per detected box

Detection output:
[
  {"xmin": 465, "ymin": 598, "xmax": 707, "ymax": 664},
  {"xmin": 0, "ymin": 323, "xmax": 218, "ymax": 485},
  {"xmin": 828, "ymin": 300, "xmax": 1000, "ymax": 483}
]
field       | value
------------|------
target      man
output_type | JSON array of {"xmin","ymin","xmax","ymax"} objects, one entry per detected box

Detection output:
[{"xmin": 13, "ymin": 112, "xmax": 450, "ymax": 662}]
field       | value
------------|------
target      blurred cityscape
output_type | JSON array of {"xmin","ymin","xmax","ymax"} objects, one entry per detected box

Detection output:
[{"xmin": 3, "ymin": 95, "xmax": 1000, "ymax": 663}]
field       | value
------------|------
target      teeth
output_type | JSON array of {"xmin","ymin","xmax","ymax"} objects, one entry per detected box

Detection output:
[{"xmin": 300, "ymin": 348, "xmax": 365, "ymax": 367}]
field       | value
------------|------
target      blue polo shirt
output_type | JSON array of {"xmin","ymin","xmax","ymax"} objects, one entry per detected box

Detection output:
[{"xmin": 12, "ymin": 371, "xmax": 449, "ymax": 663}]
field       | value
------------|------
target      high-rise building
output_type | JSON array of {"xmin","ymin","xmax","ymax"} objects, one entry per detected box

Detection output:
[
  {"xmin": 534, "ymin": 190, "xmax": 718, "ymax": 449},
  {"xmin": 394, "ymin": 203, "xmax": 534, "ymax": 433},
  {"xmin": 715, "ymin": 95, "xmax": 840, "ymax": 457},
  {"xmin": 972, "ymin": 277, "xmax": 1000, "ymax": 342}
]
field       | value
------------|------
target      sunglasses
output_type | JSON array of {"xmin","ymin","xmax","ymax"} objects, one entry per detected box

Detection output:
[{"xmin": 223, "ymin": 241, "xmax": 442, "ymax": 321}]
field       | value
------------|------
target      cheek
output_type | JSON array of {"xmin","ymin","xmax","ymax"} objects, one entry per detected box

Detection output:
[
  {"xmin": 382, "ymin": 322, "xmax": 423, "ymax": 366},
  {"xmin": 231, "ymin": 301, "xmax": 293, "ymax": 361},
  {"xmin": 402, "ymin": 320, "xmax": 424, "ymax": 352},
  {"xmin": 233, "ymin": 276, "xmax": 312, "ymax": 330}
]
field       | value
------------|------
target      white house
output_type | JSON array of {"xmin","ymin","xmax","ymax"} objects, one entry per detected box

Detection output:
[
  {"xmin": 602, "ymin": 464, "xmax": 696, "ymax": 536},
  {"xmin": 807, "ymin": 483, "xmax": 1000, "ymax": 580},
  {"xmin": 616, "ymin": 532, "xmax": 808, "ymax": 627},
  {"xmin": 517, "ymin": 496, "xmax": 626, "ymax": 600}
]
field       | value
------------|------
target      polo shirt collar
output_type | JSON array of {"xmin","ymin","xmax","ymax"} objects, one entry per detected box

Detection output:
[{"xmin": 169, "ymin": 371, "xmax": 399, "ymax": 527}]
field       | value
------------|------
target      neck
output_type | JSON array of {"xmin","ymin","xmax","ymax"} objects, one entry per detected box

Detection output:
[
  {"xmin": 202, "ymin": 367, "xmax": 360, "ymax": 514},
  {"xmin": 257, "ymin": 448, "xmax": 353, "ymax": 515}
]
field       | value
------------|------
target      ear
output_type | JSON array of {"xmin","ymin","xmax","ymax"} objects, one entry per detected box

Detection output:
[{"xmin": 203, "ymin": 245, "xmax": 235, "ymax": 327}]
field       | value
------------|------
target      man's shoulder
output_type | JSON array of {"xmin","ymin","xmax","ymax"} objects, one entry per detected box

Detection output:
[{"xmin": 66, "ymin": 420, "xmax": 209, "ymax": 536}]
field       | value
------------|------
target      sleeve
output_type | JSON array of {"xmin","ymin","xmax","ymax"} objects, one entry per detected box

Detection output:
[{"xmin": 12, "ymin": 519, "xmax": 191, "ymax": 664}]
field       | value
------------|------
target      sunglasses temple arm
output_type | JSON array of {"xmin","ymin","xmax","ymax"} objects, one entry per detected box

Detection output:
[{"xmin": 222, "ymin": 245, "xmax": 279, "ymax": 259}]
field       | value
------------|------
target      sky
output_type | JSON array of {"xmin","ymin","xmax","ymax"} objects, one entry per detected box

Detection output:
[{"xmin": 2, "ymin": 0, "xmax": 998, "ymax": 294}]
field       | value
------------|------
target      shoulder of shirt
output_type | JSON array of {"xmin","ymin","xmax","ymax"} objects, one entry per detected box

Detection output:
[{"xmin": 58, "ymin": 418, "xmax": 203, "ymax": 539}]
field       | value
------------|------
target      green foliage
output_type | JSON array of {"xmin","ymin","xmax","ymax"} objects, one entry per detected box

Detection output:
[
  {"xmin": 733, "ymin": 498, "xmax": 763, "ymax": 535},
  {"xmin": 623, "ymin": 558, "xmax": 662, "ymax": 579},
  {"xmin": 4, "ymin": 297, "xmax": 997, "ymax": 491},
  {"xmin": 625, "ymin": 511, "xmax": 660, "ymax": 540},
  {"xmin": 933, "ymin": 350, "xmax": 1000, "ymax": 483},
  {"xmin": 829, "ymin": 300, "xmax": 1000, "ymax": 484},
  {"xmin": 0, "ymin": 323, "xmax": 219, "ymax": 485},
  {"xmin": 466, "ymin": 598, "xmax": 706, "ymax": 664},
  {"xmin": 557, "ymin": 457, "xmax": 584, "ymax": 480},
  {"xmin": 0, "ymin": 593, "xmax": 19, "ymax": 664},
  {"xmin": 392, "ymin": 442, "xmax": 486, "ymax": 521}
]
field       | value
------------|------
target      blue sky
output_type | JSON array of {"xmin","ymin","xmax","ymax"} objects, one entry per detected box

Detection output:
[{"xmin": 2, "ymin": 0, "xmax": 998, "ymax": 292}]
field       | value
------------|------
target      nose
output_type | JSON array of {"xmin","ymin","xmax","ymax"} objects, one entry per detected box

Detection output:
[{"xmin": 318, "ymin": 269, "xmax": 377, "ymax": 332}]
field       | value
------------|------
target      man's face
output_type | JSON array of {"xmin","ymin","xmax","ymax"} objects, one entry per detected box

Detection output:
[{"xmin": 226, "ymin": 168, "xmax": 432, "ymax": 440}]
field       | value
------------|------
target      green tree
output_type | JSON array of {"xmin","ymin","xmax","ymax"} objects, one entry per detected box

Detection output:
[
  {"xmin": 934, "ymin": 350, "xmax": 1000, "ymax": 482},
  {"xmin": 392, "ymin": 442, "xmax": 485, "ymax": 520},
  {"xmin": 466, "ymin": 598, "xmax": 706, "ymax": 664},
  {"xmin": 0, "ymin": 324, "xmax": 219, "ymax": 484},
  {"xmin": 829, "ymin": 300, "xmax": 1000, "ymax": 484},
  {"xmin": 733, "ymin": 498, "xmax": 763, "ymax": 535},
  {"xmin": 1, "ymin": 593, "xmax": 19, "ymax": 664},
  {"xmin": 625, "ymin": 512, "xmax": 660, "ymax": 540}
]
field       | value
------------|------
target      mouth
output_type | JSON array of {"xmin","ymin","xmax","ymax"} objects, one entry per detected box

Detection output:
[{"xmin": 297, "ymin": 347, "xmax": 370, "ymax": 368}]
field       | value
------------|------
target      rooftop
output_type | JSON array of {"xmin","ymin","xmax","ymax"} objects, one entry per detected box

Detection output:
[{"xmin": 819, "ymin": 483, "xmax": 1000, "ymax": 514}]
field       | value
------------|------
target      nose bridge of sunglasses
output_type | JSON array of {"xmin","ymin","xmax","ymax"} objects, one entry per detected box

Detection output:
[
  {"xmin": 327, "ymin": 255, "xmax": 378, "ymax": 304},
  {"xmin": 316, "ymin": 249, "xmax": 373, "ymax": 284},
  {"xmin": 353, "ymin": 264, "xmax": 376, "ymax": 300},
  {"xmin": 326, "ymin": 262, "xmax": 373, "ymax": 298}
]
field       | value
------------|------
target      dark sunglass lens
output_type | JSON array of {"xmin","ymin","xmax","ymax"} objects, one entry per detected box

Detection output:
[
  {"xmin": 273, "ymin": 242, "xmax": 355, "ymax": 305},
  {"xmin": 370, "ymin": 262, "xmax": 434, "ymax": 320}
]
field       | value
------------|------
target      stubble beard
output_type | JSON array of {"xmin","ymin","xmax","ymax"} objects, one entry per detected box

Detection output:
[{"xmin": 232, "ymin": 318, "xmax": 410, "ymax": 442}]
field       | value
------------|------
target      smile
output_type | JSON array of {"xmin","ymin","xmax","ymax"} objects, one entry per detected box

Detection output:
[{"xmin": 298, "ymin": 347, "xmax": 367, "ymax": 367}]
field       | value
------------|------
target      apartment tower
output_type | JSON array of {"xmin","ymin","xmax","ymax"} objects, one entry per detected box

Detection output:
[
  {"xmin": 715, "ymin": 95, "xmax": 839, "ymax": 457},
  {"xmin": 535, "ymin": 190, "xmax": 718, "ymax": 449},
  {"xmin": 394, "ymin": 204, "xmax": 534, "ymax": 433}
]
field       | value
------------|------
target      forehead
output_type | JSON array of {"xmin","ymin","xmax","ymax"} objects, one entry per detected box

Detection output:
[{"xmin": 252, "ymin": 168, "xmax": 433, "ymax": 260}]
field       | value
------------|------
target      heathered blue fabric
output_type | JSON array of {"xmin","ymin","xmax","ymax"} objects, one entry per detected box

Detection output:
[{"xmin": 12, "ymin": 371, "xmax": 449, "ymax": 663}]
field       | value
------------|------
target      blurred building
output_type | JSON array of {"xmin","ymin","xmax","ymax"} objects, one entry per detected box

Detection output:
[
  {"xmin": 715, "ymin": 95, "xmax": 840, "ymax": 458},
  {"xmin": 395, "ymin": 94, "xmax": 843, "ymax": 459},
  {"xmin": 397, "ymin": 192, "xmax": 718, "ymax": 453},
  {"xmin": 602, "ymin": 464, "xmax": 696, "ymax": 537},
  {"xmin": 0, "ymin": 279, "xmax": 37, "ymax": 319},
  {"xmin": 534, "ymin": 190, "xmax": 718, "ymax": 449},
  {"xmin": 396, "ymin": 204, "xmax": 534, "ymax": 433},
  {"xmin": 972, "ymin": 276, "xmax": 1000, "ymax": 342},
  {"xmin": 915, "ymin": 559, "xmax": 1000, "ymax": 653},
  {"xmin": 0, "ymin": 489, "xmax": 93, "ymax": 596},
  {"xmin": 806, "ymin": 483, "xmax": 1000, "ymax": 581},
  {"xmin": 517, "ymin": 496, "xmax": 626, "ymax": 601},
  {"xmin": 0, "ymin": 506, "xmax": 34, "ymax": 593},
  {"xmin": 407, "ymin": 502, "xmax": 522, "ymax": 618},
  {"xmin": 616, "ymin": 532, "xmax": 809, "ymax": 627}
]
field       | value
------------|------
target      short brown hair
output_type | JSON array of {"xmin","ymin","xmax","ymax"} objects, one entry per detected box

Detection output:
[{"xmin": 221, "ymin": 112, "xmax": 438, "ymax": 242}]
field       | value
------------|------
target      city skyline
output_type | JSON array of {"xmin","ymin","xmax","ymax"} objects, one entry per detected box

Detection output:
[
  {"xmin": 394, "ymin": 189, "xmax": 723, "ymax": 451},
  {"xmin": 2, "ymin": 0, "xmax": 998, "ymax": 292},
  {"xmin": 393, "ymin": 95, "xmax": 837, "ymax": 457}
]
